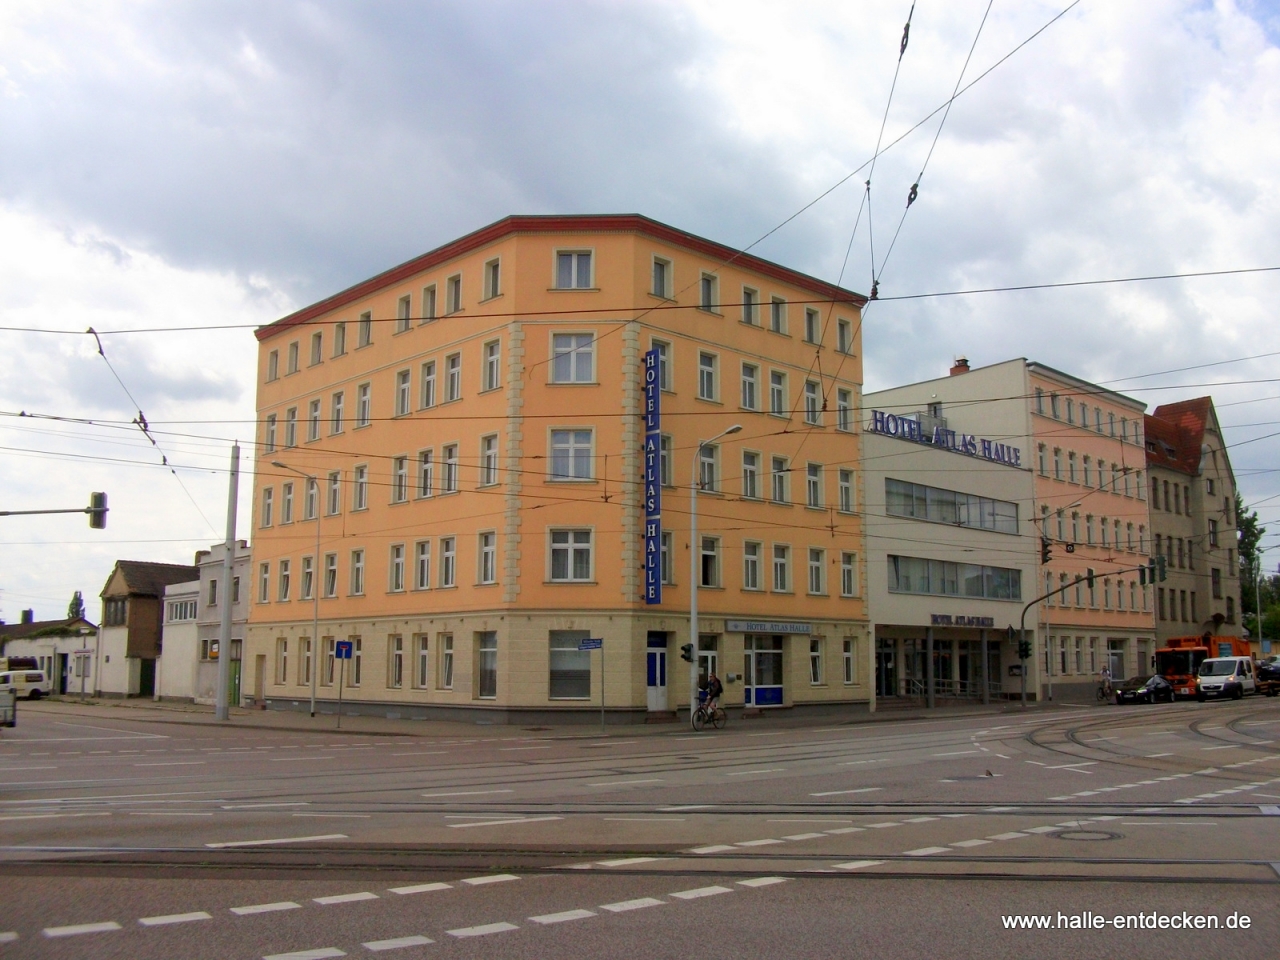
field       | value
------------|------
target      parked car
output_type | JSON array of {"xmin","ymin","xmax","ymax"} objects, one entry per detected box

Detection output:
[
  {"xmin": 1196, "ymin": 656, "xmax": 1255, "ymax": 701},
  {"xmin": 0, "ymin": 670, "xmax": 50, "ymax": 700},
  {"xmin": 1257, "ymin": 657, "xmax": 1280, "ymax": 697},
  {"xmin": 1115, "ymin": 674, "xmax": 1175, "ymax": 705}
]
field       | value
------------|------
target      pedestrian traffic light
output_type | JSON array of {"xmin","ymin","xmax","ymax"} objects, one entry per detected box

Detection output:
[
  {"xmin": 679, "ymin": 643, "xmax": 694, "ymax": 663},
  {"xmin": 1156, "ymin": 555, "xmax": 1167, "ymax": 581},
  {"xmin": 1040, "ymin": 538, "xmax": 1052, "ymax": 564},
  {"xmin": 1017, "ymin": 638, "xmax": 1032, "ymax": 660},
  {"xmin": 88, "ymin": 492, "xmax": 108, "ymax": 529},
  {"xmin": 1085, "ymin": 567, "xmax": 1095, "ymax": 590}
]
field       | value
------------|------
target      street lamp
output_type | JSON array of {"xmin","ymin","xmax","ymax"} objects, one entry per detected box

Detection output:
[
  {"xmin": 273, "ymin": 461, "xmax": 321, "ymax": 717},
  {"xmin": 689, "ymin": 424, "xmax": 742, "ymax": 727}
]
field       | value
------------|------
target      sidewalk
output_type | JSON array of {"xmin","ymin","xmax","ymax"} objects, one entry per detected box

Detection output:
[{"xmin": 19, "ymin": 693, "xmax": 1082, "ymax": 741}]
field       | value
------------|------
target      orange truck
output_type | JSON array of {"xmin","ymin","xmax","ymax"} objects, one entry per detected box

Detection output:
[{"xmin": 1155, "ymin": 635, "xmax": 1252, "ymax": 699}]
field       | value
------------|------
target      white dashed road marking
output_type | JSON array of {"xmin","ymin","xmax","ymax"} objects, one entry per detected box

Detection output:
[
  {"xmin": 601, "ymin": 897, "xmax": 664, "ymax": 912},
  {"xmin": 314, "ymin": 892, "xmax": 378, "ymax": 905},
  {"xmin": 139, "ymin": 911, "xmax": 212, "ymax": 926},
  {"xmin": 43, "ymin": 922, "xmax": 121, "ymax": 938},
  {"xmin": 363, "ymin": 935, "xmax": 434, "ymax": 951},
  {"xmin": 447, "ymin": 922, "xmax": 519, "ymax": 938},
  {"xmin": 231, "ymin": 902, "xmax": 302, "ymax": 916},
  {"xmin": 530, "ymin": 909, "xmax": 596, "ymax": 924}
]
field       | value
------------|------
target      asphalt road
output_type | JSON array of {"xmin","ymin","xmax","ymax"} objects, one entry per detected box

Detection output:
[{"xmin": 2, "ymin": 698, "xmax": 1278, "ymax": 959}]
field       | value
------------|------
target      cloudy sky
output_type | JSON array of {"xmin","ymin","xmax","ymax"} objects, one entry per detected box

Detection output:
[{"xmin": 2, "ymin": 0, "xmax": 1279, "ymax": 621}]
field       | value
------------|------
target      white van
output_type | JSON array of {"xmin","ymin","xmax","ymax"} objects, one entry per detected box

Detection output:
[
  {"xmin": 1196, "ymin": 656, "xmax": 1255, "ymax": 701},
  {"xmin": 0, "ymin": 670, "xmax": 50, "ymax": 700}
]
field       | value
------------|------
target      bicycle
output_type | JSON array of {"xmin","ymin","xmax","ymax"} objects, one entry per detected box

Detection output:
[
  {"xmin": 1096, "ymin": 679, "xmax": 1113, "ymax": 702},
  {"xmin": 692, "ymin": 701, "xmax": 726, "ymax": 731}
]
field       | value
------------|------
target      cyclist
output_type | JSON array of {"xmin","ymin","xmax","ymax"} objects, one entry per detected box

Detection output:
[
  {"xmin": 1098, "ymin": 664, "xmax": 1113, "ymax": 699},
  {"xmin": 706, "ymin": 671, "xmax": 724, "ymax": 711}
]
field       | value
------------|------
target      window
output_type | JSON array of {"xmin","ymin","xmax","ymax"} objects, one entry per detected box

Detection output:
[
  {"xmin": 446, "ymin": 274, "xmax": 461, "ymax": 314},
  {"xmin": 478, "ymin": 632, "xmax": 498, "ymax": 699},
  {"xmin": 552, "ymin": 334, "xmax": 593, "ymax": 383},
  {"xmin": 550, "ymin": 529, "xmax": 592, "ymax": 581},
  {"xmin": 810, "ymin": 638, "xmax": 823, "ymax": 683},
  {"xmin": 283, "ymin": 407, "xmax": 297, "ymax": 448},
  {"xmin": 837, "ymin": 318, "xmax": 853, "ymax": 353},
  {"xmin": 804, "ymin": 381, "xmax": 820, "ymax": 424},
  {"xmin": 550, "ymin": 429, "xmax": 592, "ymax": 480},
  {"xmin": 742, "ymin": 287, "xmax": 759, "ymax": 325},
  {"xmin": 1068, "ymin": 452, "xmax": 1077, "ymax": 482},
  {"xmin": 389, "ymin": 544, "xmax": 405, "ymax": 593},
  {"xmin": 1066, "ymin": 398, "xmax": 1074, "ymax": 424},
  {"xmin": 1206, "ymin": 477, "xmax": 1215, "ymax": 495},
  {"xmin": 395, "ymin": 370, "xmax": 411, "ymax": 416},
  {"xmin": 1037, "ymin": 444, "xmax": 1047, "ymax": 476},
  {"xmin": 806, "ymin": 463, "xmax": 822, "ymax": 507},
  {"xmin": 261, "ymin": 486, "xmax": 274, "ymax": 527},
  {"xmin": 1208, "ymin": 519, "xmax": 1219, "ymax": 547},
  {"xmin": 837, "ymin": 389, "xmax": 852, "ymax": 431},
  {"xmin": 770, "ymin": 297, "xmax": 786, "ymax": 334},
  {"xmin": 836, "ymin": 470, "xmax": 855, "ymax": 514},
  {"xmin": 287, "ymin": 341, "xmax": 299, "ymax": 374},
  {"xmin": 356, "ymin": 383, "xmax": 371, "ymax": 427},
  {"xmin": 841, "ymin": 552, "xmax": 858, "ymax": 597},
  {"xmin": 281, "ymin": 482, "xmax": 294, "ymax": 524},
  {"xmin": 323, "ymin": 553, "xmax": 337, "ymax": 597},
  {"xmin": 772, "ymin": 544, "xmax": 790, "ymax": 592},
  {"xmin": 415, "ymin": 635, "xmax": 429, "ymax": 688},
  {"xmin": 1212, "ymin": 567, "xmax": 1222, "ymax": 599},
  {"xmin": 265, "ymin": 414, "xmax": 277, "ymax": 453},
  {"xmin": 304, "ymin": 477, "xmax": 318, "ymax": 519},
  {"xmin": 771, "ymin": 456, "xmax": 789, "ymax": 503},
  {"xmin": 742, "ymin": 451, "xmax": 760, "ymax": 499},
  {"xmin": 350, "ymin": 549, "xmax": 365, "ymax": 595},
  {"xmin": 808, "ymin": 548, "xmax": 825, "ymax": 594},
  {"xmin": 743, "ymin": 541, "xmax": 761, "ymax": 590},
  {"xmin": 358, "ymin": 311, "xmax": 372, "ymax": 348},
  {"xmin": 484, "ymin": 258, "xmax": 501, "ymax": 299},
  {"xmin": 258, "ymin": 562, "xmax": 270, "ymax": 603},
  {"xmin": 1108, "ymin": 411, "xmax": 1116, "ymax": 436},
  {"xmin": 1050, "ymin": 392, "xmax": 1060, "ymax": 419},
  {"xmin": 1086, "ymin": 515, "xmax": 1095, "ymax": 545},
  {"xmin": 353, "ymin": 465, "xmax": 368, "ymax": 510},
  {"xmin": 267, "ymin": 350, "xmax": 279, "ymax": 381},
  {"xmin": 301, "ymin": 555, "xmax": 314, "ymax": 600},
  {"xmin": 700, "ymin": 536, "xmax": 720, "ymax": 587},
  {"xmin": 741, "ymin": 363, "xmax": 758, "ymax": 409},
  {"xmin": 440, "ymin": 537, "xmax": 456, "ymax": 587},
  {"xmin": 804, "ymin": 308, "xmax": 820, "ymax": 344},
  {"xmin": 483, "ymin": 340, "xmax": 501, "ymax": 390},
  {"xmin": 442, "ymin": 444, "xmax": 458, "ymax": 493},
  {"xmin": 439, "ymin": 634, "xmax": 454, "ymax": 689},
  {"xmin": 661, "ymin": 530, "xmax": 674, "ymax": 584},
  {"xmin": 103, "ymin": 597, "xmax": 127, "ymax": 626},
  {"xmin": 307, "ymin": 399, "xmax": 321, "ymax": 442},
  {"xmin": 698, "ymin": 443, "xmax": 719, "ymax": 492},
  {"xmin": 887, "ymin": 556, "xmax": 1022, "ymax": 600},
  {"xmin": 884, "ymin": 479, "xmax": 1018, "ymax": 533},
  {"xmin": 769, "ymin": 370, "xmax": 786, "ymax": 415},
  {"xmin": 699, "ymin": 273, "xmax": 718, "ymax": 311},
  {"xmin": 414, "ymin": 541, "xmax": 431, "ymax": 590},
  {"xmin": 697, "ymin": 352, "xmax": 717, "ymax": 400},
  {"xmin": 420, "ymin": 361, "xmax": 436, "ymax": 408},
  {"xmin": 652, "ymin": 257, "xmax": 671, "ymax": 298},
  {"xmin": 326, "ymin": 472, "xmax": 341, "ymax": 515},
  {"xmin": 275, "ymin": 638, "xmax": 288, "ymax": 684},
  {"xmin": 422, "ymin": 284, "xmax": 436, "ymax": 322},
  {"xmin": 333, "ymin": 321, "xmax": 346, "ymax": 357},
  {"xmin": 1034, "ymin": 387, "xmax": 1044, "ymax": 414},
  {"xmin": 556, "ymin": 251, "xmax": 592, "ymax": 289},
  {"xmin": 330, "ymin": 391, "xmax": 344, "ymax": 434},
  {"xmin": 479, "ymin": 532, "xmax": 497, "ymax": 584},
  {"xmin": 1053, "ymin": 448, "xmax": 1062, "ymax": 479},
  {"xmin": 652, "ymin": 339, "xmax": 671, "ymax": 390},
  {"xmin": 168, "ymin": 598, "xmax": 196, "ymax": 622},
  {"xmin": 660, "ymin": 434, "xmax": 673, "ymax": 487},
  {"xmin": 480, "ymin": 434, "xmax": 499, "ymax": 486},
  {"xmin": 1082, "ymin": 456, "xmax": 1092, "ymax": 487},
  {"xmin": 1056, "ymin": 509, "xmax": 1065, "ymax": 541},
  {"xmin": 388, "ymin": 635, "xmax": 403, "ymax": 689},
  {"xmin": 843, "ymin": 639, "xmax": 855, "ymax": 683},
  {"xmin": 396, "ymin": 295, "xmax": 411, "ymax": 333},
  {"xmin": 413, "ymin": 449, "xmax": 432, "ymax": 499}
]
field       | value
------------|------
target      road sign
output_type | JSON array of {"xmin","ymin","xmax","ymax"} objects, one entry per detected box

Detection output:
[
  {"xmin": 578, "ymin": 638, "xmax": 603, "ymax": 651},
  {"xmin": 335, "ymin": 640, "xmax": 353, "ymax": 660}
]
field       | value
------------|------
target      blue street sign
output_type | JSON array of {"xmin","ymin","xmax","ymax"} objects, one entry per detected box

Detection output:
[
  {"xmin": 578, "ymin": 638, "xmax": 603, "ymax": 651},
  {"xmin": 335, "ymin": 640, "xmax": 353, "ymax": 660}
]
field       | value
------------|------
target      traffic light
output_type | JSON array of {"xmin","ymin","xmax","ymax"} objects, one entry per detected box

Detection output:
[
  {"xmin": 1040, "ymin": 538, "xmax": 1053, "ymax": 565},
  {"xmin": 88, "ymin": 492, "xmax": 108, "ymax": 529},
  {"xmin": 679, "ymin": 643, "xmax": 694, "ymax": 663},
  {"xmin": 1085, "ymin": 567, "xmax": 1095, "ymax": 590},
  {"xmin": 1140, "ymin": 559, "xmax": 1155, "ymax": 586},
  {"xmin": 1156, "ymin": 555, "xmax": 1167, "ymax": 581},
  {"xmin": 1017, "ymin": 638, "xmax": 1032, "ymax": 661}
]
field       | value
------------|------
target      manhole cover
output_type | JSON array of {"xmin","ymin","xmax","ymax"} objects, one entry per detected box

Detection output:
[{"xmin": 1055, "ymin": 830, "xmax": 1121, "ymax": 842}]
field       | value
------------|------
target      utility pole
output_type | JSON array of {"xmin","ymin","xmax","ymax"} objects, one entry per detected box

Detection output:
[{"xmin": 215, "ymin": 444, "xmax": 240, "ymax": 721}]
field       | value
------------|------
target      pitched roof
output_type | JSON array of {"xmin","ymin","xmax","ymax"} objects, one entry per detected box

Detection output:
[
  {"xmin": 102, "ymin": 560, "xmax": 201, "ymax": 599},
  {"xmin": 0, "ymin": 616, "xmax": 97, "ymax": 642},
  {"xmin": 257, "ymin": 213, "xmax": 867, "ymax": 342},
  {"xmin": 1144, "ymin": 397, "xmax": 1214, "ymax": 476}
]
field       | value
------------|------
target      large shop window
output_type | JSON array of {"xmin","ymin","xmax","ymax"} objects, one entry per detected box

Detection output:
[
  {"xmin": 549, "ymin": 630, "xmax": 592, "ymax": 700},
  {"xmin": 887, "ymin": 555, "xmax": 1022, "ymax": 601},
  {"xmin": 885, "ymin": 479, "xmax": 1018, "ymax": 534}
]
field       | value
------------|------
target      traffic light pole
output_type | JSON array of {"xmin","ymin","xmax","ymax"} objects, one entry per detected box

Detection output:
[{"xmin": 1, "ymin": 494, "xmax": 109, "ymax": 526}]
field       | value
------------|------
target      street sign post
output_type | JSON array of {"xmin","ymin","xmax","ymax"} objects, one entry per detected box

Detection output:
[
  {"xmin": 335, "ymin": 640, "xmax": 353, "ymax": 729},
  {"xmin": 579, "ymin": 638, "xmax": 604, "ymax": 732}
]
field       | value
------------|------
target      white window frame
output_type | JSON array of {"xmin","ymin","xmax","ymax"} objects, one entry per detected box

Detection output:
[
  {"xmin": 772, "ymin": 543, "xmax": 791, "ymax": 593},
  {"xmin": 357, "ymin": 312, "xmax": 372, "ymax": 348},
  {"xmin": 771, "ymin": 456, "xmax": 789, "ymax": 503},
  {"xmin": 389, "ymin": 543, "xmax": 405, "ymax": 593},
  {"xmin": 699, "ymin": 273, "xmax": 719, "ymax": 312},
  {"xmin": 549, "ymin": 528, "xmax": 594, "ymax": 582},
  {"xmin": 396, "ymin": 294, "xmax": 411, "ymax": 333},
  {"xmin": 549, "ymin": 428, "xmax": 593, "ymax": 481},
  {"xmin": 326, "ymin": 472, "xmax": 341, "ymax": 515},
  {"xmin": 413, "ymin": 540, "xmax": 431, "ymax": 590},
  {"xmin": 770, "ymin": 297, "xmax": 787, "ymax": 334},
  {"xmin": 480, "ymin": 434, "xmax": 499, "ymax": 486},
  {"xmin": 804, "ymin": 380, "xmax": 821, "ymax": 425},
  {"xmin": 261, "ymin": 486, "xmax": 274, "ymax": 527},
  {"xmin": 838, "ymin": 469, "xmax": 855, "ymax": 513},
  {"xmin": 441, "ymin": 444, "xmax": 459, "ymax": 494},
  {"xmin": 445, "ymin": 353, "xmax": 461, "ymax": 402},
  {"xmin": 391, "ymin": 456, "xmax": 408, "ymax": 503},
  {"xmin": 484, "ymin": 258, "xmax": 501, "ymax": 300},
  {"xmin": 740, "ymin": 362, "xmax": 758, "ymax": 410},
  {"xmin": 440, "ymin": 536, "xmax": 456, "ymax": 588},
  {"xmin": 479, "ymin": 531, "xmax": 497, "ymax": 584},
  {"xmin": 698, "ymin": 352, "xmax": 718, "ymax": 401},
  {"xmin": 356, "ymin": 382, "xmax": 371, "ymax": 427},
  {"xmin": 421, "ymin": 284, "xmax": 436, "ymax": 322},
  {"xmin": 806, "ymin": 462, "xmax": 822, "ymax": 508},
  {"xmin": 769, "ymin": 370, "xmax": 786, "ymax": 416},
  {"xmin": 808, "ymin": 548, "xmax": 825, "ymax": 595},
  {"xmin": 551, "ymin": 333, "xmax": 594, "ymax": 384},
  {"xmin": 395, "ymin": 370, "xmax": 411, "ymax": 416},
  {"xmin": 333, "ymin": 321, "xmax": 346, "ymax": 357},
  {"xmin": 651, "ymin": 338, "xmax": 671, "ymax": 391},
  {"xmin": 307, "ymin": 399, "xmax": 321, "ymax": 442},
  {"xmin": 483, "ymin": 339, "xmax": 501, "ymax": 391},
  {"xmin": 742, "ymin": 286, "xmax": 759, "ymax": 325},
  {"xmin": 742, "ymin": 451, "xmax": 760, "ymax": 500},
  {"xmin": 446, "ymin": 274, "xmax": 462, "ymax": 314},
  {"xmin": 804, "ymin": 308, "xmax": 820, "ymax": 344},
  {"xmin": 652, "ymin": 256, "xmax": 672, "ymax": 298},
  {"xmin": 258, "ymin": 561, "xmax": 270, "ymax": 603},
  {"xmin": 353, "ymin": 464, "xmax": 368, "ymax": 511},
  {"xmin": 330, "ymin": 391, "xmax": 344, "ymax": 434},
  {"xmin": 555, "ymin": 249, "xmax": 593, "ymax": 289},
  {"xmin": 420, "ymin": 360, "xmax": 436, "ymax": 408},
  {"xmin": 698, "ymin": 442, "xmax": 720, "ymax": 492},
  {"xmin": 349, "ymin": 549, "xmax": 365, "ymax": 596},
  {"xmin": 841, "ymin": 552, "xmax": 858, "ymax": 597},
  {"xmin": 743, "ymin": 540, "xmax": 762, "ymax": 590},
  {"xmin": 418, "ymin": 449, "xmax": 434, "ymax": 498},
  {"xmin": 323, "ymin": 553, "xmax": 338, "ymax": 598}
]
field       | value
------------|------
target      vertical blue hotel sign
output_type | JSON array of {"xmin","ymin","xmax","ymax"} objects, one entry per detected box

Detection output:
[{"xmin": 643, "ymin": 348, "xmax": 662, "ymax": 603}]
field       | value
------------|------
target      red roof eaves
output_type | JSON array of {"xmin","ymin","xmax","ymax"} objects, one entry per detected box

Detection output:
[{"xmin": 256, "ymin": 214, "xmax": 867, "ymax": 342}]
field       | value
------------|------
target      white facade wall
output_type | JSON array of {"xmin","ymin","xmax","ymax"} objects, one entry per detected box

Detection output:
[
  {"xmin": 2, "ymin": 629, "xmax": 98, "ymax": 695},
  {"xmin": 96, "ymin": 625, "xmax": 133, "ymax": 696},
  {"xmin": 159, "ymin": 581, "xmax": 200, "ymax": 701}
]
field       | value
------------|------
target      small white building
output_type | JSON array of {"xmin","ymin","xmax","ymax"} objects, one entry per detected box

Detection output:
[
  {"xmin": 0, "ymin": 611, "xmax": 99, "ymax": 695},
  {"xmin": 159, "ymin": 581, "xmax": 200, "ymax": 700}
]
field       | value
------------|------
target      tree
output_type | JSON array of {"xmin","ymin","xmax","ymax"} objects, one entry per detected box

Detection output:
[
  {"xmin": 67, "ymin": 590, "xmax": 85, "ymax": 620},
  {"xmin": 1237, "ymin": 491, "xmax": 1266, "ymax": 634}
]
